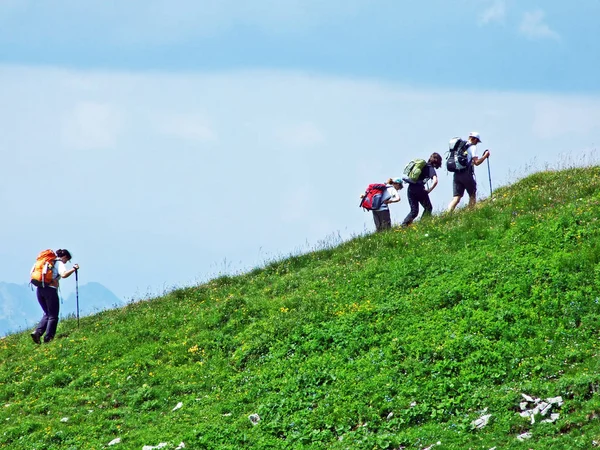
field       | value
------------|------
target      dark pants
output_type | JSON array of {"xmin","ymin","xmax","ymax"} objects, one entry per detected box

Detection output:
[
  {"xmin": 373, "ymin": 209, "xmax": 391, "ymax": 232},
  {"xmin": 452, "ymin": 168, "xmax": 477, "ymax": 198},
  {"xmin": 402, "ymin": 184, "xmax": 433, "ymax": 226},
  {"xmin": 35, "ymin": 286, "xmax": 60, "ymax": 342}
]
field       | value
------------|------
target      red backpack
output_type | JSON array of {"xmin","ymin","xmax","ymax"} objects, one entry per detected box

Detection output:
[{"xmin": 359, "ymin": 184, "xmax": 388, "ymax": 211}]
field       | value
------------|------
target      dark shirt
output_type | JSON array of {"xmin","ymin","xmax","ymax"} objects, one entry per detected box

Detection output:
[{"xmin": 416, "ymin": 164, "xmax": 437, "ymax": 184}]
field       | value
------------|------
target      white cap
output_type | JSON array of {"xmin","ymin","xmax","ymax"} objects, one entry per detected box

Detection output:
[{"xmin": 469, "ymin": 131, "xmax": 482, "ymax": 143}]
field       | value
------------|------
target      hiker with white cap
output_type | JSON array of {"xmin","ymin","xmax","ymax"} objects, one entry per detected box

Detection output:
[{"xmin": 447, "ymin": 132, "xmax": 491, "ymax": 212}]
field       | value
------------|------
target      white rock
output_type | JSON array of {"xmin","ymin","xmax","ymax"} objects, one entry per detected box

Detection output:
[
  {"xmin": 542, "ymin": 413, "xmax": 560, "ymax": 424},
  {"xmin": 517, "ymin": 432, "xmax": 532, "ymax": 441},
  {"xmin": 172, "ymin": 402, "xmax": 183, "ymax": 411},
  {"xmin": 107, "ymin": 438, "xmax": 121, "ymax": 446},
  {"xmin": 472, "ymin": 414, "xmax": 492, "ymax": 429},
  {"xmin": 175, "ymin": 443, "xmax": 186, "ymax": 449},
  {"xmin": 538, "ymin": 401, "xmax": 551, "ymax": 416},
  {"xmin": 142, "ymin": 443, "xmax": 168, "ymax": 450},
  {"xmin": 521, "ymin": 393, "xmax": 535, "ymax": 403},
  {"xmin": 519, "ymin": 401, "xmax": 528, "ymax": 410},
  {"xmin": 547, "ymin": 396, "xmax": 563, "ymax": 406}
]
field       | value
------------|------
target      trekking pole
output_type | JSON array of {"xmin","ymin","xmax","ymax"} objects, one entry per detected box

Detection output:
[
  {"xmin": 75, "ymin": 268, "xmax": 80, "ymax": 328},
  {"xmin": 486, "ymin": 156, "xmax": 493, "ymax": 198}
]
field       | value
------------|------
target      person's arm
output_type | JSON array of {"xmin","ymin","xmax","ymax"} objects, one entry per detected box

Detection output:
[
  {"xmin": 473, "ymin": 149, "xmax": 491, "ymax": 166},
  {"xmin": 426, "ymin": 174, "xmax": 438, "ymax": 194},
  {"xmin": 59, "ymin": 263, "xmax": 79, "ymax": 279},
  {"xmin": 384, "ymin": 187, "xmax": 400, "ymax": 204}
]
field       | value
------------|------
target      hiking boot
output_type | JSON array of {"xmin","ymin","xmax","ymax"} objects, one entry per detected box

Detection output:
[{"xmin": 30, "ymin": 331, "xmax": 41, "ymax": 345}]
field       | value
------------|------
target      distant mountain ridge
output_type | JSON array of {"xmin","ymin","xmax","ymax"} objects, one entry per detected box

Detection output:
[{"xmin": 0, "ymin": 281, "xmax": 123, "ymax": 336}]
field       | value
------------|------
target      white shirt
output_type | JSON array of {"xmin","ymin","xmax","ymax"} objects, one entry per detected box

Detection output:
[
  {"xmin": 468, "ymin": 143, "xmax": 479, "ymax": 160},
  {"xmin": 467, "ymin": 143, "xmax": 479, "ymax": 179},
  {"xmin": 52, "ymin": 260, "xmax": 68, "ymax": 280},
  {"xmin": 375, "ymin": 185, "xmax": 400, "ymax": 211},
  {"xmin": 31, "ymin": 259, "xmax": 68, "ymax": 289}
]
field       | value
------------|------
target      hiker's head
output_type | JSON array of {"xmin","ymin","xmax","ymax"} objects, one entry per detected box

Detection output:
[
  {"xmin": 428, "ymin": 152, "xmax": 442, "ymax": 169},
  {"xmin": 468, "ymin": 131, "xmax": 482, "ymax": 145},
  {"xmin": 388, "ymin": 178, "xmax": 404, "ymax": 190},
  {"xmin": 56, "ymin": 249, "xmax": 72, "ymax": 263}
]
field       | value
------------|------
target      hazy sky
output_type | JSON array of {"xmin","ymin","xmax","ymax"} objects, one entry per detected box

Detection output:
[{"xmin": 2, "ymin": 0, "xmax": 600, "ymax": 300}]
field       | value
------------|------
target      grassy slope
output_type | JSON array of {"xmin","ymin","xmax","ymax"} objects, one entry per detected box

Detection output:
[{"xmin": 2, "ymin": 167, "xmax": 600, "ymax": 449}]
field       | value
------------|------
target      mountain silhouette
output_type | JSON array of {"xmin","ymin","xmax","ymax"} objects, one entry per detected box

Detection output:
[{"xmin": 0, "ymin": 281, "xmax": 123, "ymax": 336}]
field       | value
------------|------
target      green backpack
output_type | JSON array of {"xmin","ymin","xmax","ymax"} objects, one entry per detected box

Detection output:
[{"xmin": 403, "ymin": 159, "xmax": 427, "ymax": 183}]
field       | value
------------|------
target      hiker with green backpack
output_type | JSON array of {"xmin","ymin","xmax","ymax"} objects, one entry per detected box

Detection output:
[
  {"xmin": 401, "ymin": 153, "xmax": 442, "ymax": 227},
  {"xmin": 446, "ymin": 132, "xmax": 491, "ymax": 212}
]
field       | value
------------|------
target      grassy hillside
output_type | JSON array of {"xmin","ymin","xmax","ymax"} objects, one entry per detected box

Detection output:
[{"xmin": 2, "ymin": 167, "xmax": 600, "ymax": 449}]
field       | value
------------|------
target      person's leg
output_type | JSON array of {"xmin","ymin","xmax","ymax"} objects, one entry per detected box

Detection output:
[
  {"xmin": 373, "ymin": 211, "xmax": 382, "ymax": 231},
  {"xmin": 465, "ymin": 174, "xmax": 478, "ymax": 209},
  {"xmin": 468, "ymin": 194, "xmax": 477, "ymax": 208},
  {"xmin": 447, "ymin": 196, "xmax": 461, "ymax": 212},
  {"xmin": 419, "ymin": 190, "xmax": 433, "ymax": 219},
  {"xmin": 448, "ymin": 174, "xmax": 466, "ymax": 212},
  {"xmin": 34, "ymin": 288, "xmax": 49, "ymax": 337},
  {"xmin": 43, "ymin": 287, "xmax": 60, "ymax": 343},
  {"xmin": 379, "ymin": 209, "xmax": 392, "ymax": 230},
  {"xmin": 402, "ymin": 187, "xmax": 420, "ymax": 226}
]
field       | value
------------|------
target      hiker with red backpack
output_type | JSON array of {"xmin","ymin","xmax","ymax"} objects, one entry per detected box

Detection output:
[
  {"xmin": 447, "ymin": 132, "xmax": 491, "ymax": 212},
  {"xmin": 30, "ymin": 249, "xmax": 79, "ymax": 344},
  {"xmin": 359, "ymin": 178, "xmax": 403, "ymax": 232},
  {"xmin": 401, "ymin": 152, "xmax": 443, "ymax": 227}
]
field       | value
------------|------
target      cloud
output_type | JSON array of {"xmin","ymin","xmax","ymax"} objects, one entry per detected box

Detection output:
[
  {"xmin": 532, "ymin": 99, "xmax": 600, "ymax": 139},
  {"xmin": 2, "ymin": 65, "xmax": 600, "ymax": 299},
  {"xmin": 478, "ymin": 0, "xmax": 506, "ymax": 26},
  {"xmin": 519, "ymin": 9, "xmax": 560, "ymax": 41},
  {"xmin": 157, "ymin": 113, "xmax": 217, "ymax": 143},
  {"xmin": 61, "ymin": 101, "xmax": 122, "ymax": 150}
]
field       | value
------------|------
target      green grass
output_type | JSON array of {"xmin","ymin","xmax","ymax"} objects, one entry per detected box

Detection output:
[{"xmin": 3, "ymin": 167, "xmax": 600, "ymax": 449}]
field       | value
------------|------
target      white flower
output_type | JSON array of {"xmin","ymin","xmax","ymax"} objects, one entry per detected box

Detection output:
[{"xmin": 107, "ymin": 438, "xmax": 121, "ymax": 446}]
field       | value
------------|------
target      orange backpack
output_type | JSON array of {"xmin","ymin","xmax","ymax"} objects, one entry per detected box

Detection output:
[{"xmin": 30, "ymin": 249, "xmax": 58, "ymax": 287}]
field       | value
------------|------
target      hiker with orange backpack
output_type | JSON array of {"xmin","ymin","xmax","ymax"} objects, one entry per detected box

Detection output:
[
  {"xmin": 30, "ymin": 249, "xmax": 79, "ymax": 344},
  {"xmin": 359, "ymin": 178, "xmax": 403, "ymax": 232}
]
